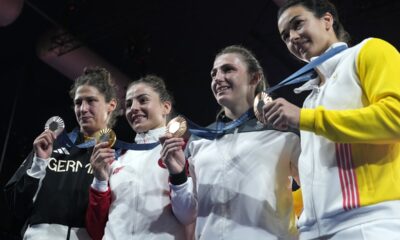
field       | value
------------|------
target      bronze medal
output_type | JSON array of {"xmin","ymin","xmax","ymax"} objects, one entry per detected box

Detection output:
[
  {"xmin": 44, "ymin": 116, "xmax": 65, "ymax": 136},
  {"xmin": 253, "ymin": 92, "xmax": 272, "ymax": 124},
  {"xmin": 166, "ymin": 116, "xmax": 188, "ymax": 137},
  {"xmin": 94, "ymin": 128, "xmax": 116, "ymax": 147}
]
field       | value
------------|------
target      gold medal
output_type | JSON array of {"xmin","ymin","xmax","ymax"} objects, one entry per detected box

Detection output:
[
  {"xmin": 253, "ymin": 92, "xmax": 272, "ymax": 124},
  {"xmin": 44, "ymin": 116, "xmax": 65, "ymax": 136},
  {"xmin": 166, "ymin": 116, "xmax": 188, "ymax": 137},
  {"xmin": 94, "ymin": 128, "xmax": 116, "ymax": 147}
]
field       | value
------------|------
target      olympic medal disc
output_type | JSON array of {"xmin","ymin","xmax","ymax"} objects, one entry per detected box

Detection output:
[
  {"xmin": 166, "ymin": 116, "xmax": 188, "ymax": 137},
  {"xmin": 253, "ymin": 92, "xmax": 272, "ymax": 124},
  {"xmin": 44, "ymin": 116, "xmax": 65, "ymax": 136},
  {"xmin": 94, "ymin": 128, "xmax": 116, "ymax": 148}
]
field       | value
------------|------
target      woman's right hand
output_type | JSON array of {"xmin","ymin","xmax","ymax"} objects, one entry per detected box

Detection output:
[
  {"xmin": 159, "ymin": 133, "xmax": 186, "ymax": 174},
  {"xmin": 90, "ymin": 142, "xmax": 115, "ymax": 181},
  {"xmin": 33, "ymin": 130, "xmax": 56, "ymax": 159}
]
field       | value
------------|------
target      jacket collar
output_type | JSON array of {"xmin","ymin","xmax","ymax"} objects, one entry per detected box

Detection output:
[
  {"xmin": 135, "ymin": 126, "xmax": 166, "ymax": 144},
  {"xmin": 294, "ymin": 42, "xmax": 348, "ymax": 93}
]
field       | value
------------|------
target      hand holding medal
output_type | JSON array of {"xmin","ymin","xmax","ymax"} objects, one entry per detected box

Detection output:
[
  {"xmin": 253, "ymin": 92, "xmax": 272, "ymax": 124},
  {"xmin": 161, "ymin": 116, "xmax": 188, "ymax": 175},
  {"xmin": 91, "ymin": 128, "xmax": 116, "ymax": 181},
  {"xmin": 33, "ymin": 116, "xmax": 65, "ymax": 159}
]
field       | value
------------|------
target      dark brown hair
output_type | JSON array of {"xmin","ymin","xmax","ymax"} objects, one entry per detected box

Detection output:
[
  {"xmin": 69, "ymin": 66, "xmax": 119, "ymax": 127},
  {"xmin": 127, "ymin": 74, "xmax": 175, "ymax": 120},
  {"xmin": 278, "ymin": 0, "xmax": 350, "ymax": 43}
]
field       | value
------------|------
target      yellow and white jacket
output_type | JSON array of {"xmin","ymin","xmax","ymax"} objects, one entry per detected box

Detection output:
[{"xmin": 295, "ymin": 38, "xmax": 400, "ymax": 239}]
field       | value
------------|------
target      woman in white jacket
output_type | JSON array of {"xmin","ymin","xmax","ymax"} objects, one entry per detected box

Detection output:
[
  {"xmin": 86, "ymin": 75, "xmax": 192, "ymax": 240},
  {"xmin": 160, "ymin": 45, "xmax": 301, "ymax": 240}
]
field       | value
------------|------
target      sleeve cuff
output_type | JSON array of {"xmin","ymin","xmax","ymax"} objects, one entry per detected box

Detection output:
[
  {"xmin": 170, "ymin": 178, "xmax": 190, "ymax": 192},
  {"xmin": 91, "ymin": 178, "xmax": 109, "ymax": 192},
  {"xmin": 27, "ymin": 155, "xmax": 50, "ymax": 179},
  {"xmin": 170, "ymin": 169, "xmax": 188, "ymax": 185},
  {"xmin": 300, "ymin": 108, "xmax": 316, "ymax": 132}
]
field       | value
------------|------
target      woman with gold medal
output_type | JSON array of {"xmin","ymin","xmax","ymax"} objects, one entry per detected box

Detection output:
[
  {"xmin": 4, "ymin": 67, "xmax": 118, "ymax": 240},
  {"xmin": 86, "ymin": 75, "xmax": 193, "ymax": 240},
  {"xmin": 160, "ymin": 45, "xmax": 301, "ymax": 239}
]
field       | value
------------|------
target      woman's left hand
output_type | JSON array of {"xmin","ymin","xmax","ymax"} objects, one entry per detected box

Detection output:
[{"xmin": 90, "ymin": 141, "xmax": 114, "ymax": 181}]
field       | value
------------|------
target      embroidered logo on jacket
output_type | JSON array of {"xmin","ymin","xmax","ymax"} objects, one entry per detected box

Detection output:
[{"xmin": 53, "ymin": 147, "xmax": 70, "ymax": 155}]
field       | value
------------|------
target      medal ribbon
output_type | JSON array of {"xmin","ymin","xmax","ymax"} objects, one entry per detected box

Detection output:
[
  {"xmin": 186, "ymin": 109, "xmax": 254, "ymax": 140},
  {"xmin": 57, "ymin": 128, "xmax": 159, "ymax": 158},
  {"xmin": 266, "ymin": 44, "xmax": 348, "ymax": 94}
]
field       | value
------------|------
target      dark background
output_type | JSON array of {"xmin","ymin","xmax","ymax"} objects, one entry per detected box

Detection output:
[{"xmin": 0, "ymin": 0, "xmax": 399, "ymax": 238}]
